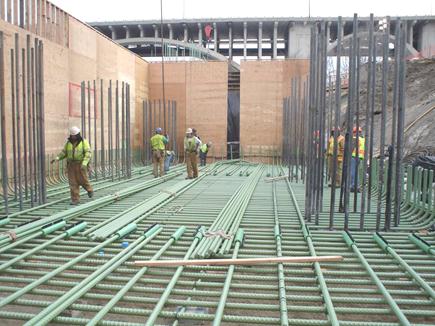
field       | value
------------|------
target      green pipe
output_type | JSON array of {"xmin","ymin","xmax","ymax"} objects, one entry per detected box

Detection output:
[
  {"xmin": 373, "ymin": 232, "xmax": 435, "ymax": 300},
  {"xmin": 24, "ymin": 224, "xmax": 163, "ymax": 325},
  {"xmin": 87, "ymin": 226, "xmax": 185, "ymax": 326},
  {"xmin": 145, "ymin": 227, "xmax": 205, "ymax": 325},
  {"xmin": 213, "ymin": 228, "xmax": 244, "ymax": 326},
  {"xmin": 342, "ymin": 231, "xmax": 411, "ymax": 326},
  {"xmin": 0, "ymin": 223, "xmax": 138, "ymax": 308},
  {"xmin": 0, "ymin": 221, "xmax": 86, "ymax": 271}
]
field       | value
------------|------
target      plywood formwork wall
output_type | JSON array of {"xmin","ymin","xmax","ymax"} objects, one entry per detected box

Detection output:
[
  {"xmin": 240, "ymin": 59, "xmax": 309, "ymax": 162},
  {"xmin": 0, "ymin": 16, "xmax": 148, "ymax": 165},
  {"xmin": 148, "ymin": 61, "xmax": 228, "ymax": 159}
]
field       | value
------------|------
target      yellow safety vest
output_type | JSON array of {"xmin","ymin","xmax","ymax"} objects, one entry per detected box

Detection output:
[
  {"xmin": 200, "ymin": 144, "xmax": 208, "ymax": 153},
  {"xmin": 184, "ymin": 137, "xmax": 196, "ymax": 152},
  {"xmin": 352, "ymin": 136, "xmax": 365, "ymax": 159},
  {"xmin": 150, "ymin": 134, "xmax": 167, "ymax": 151},
  {"xmin": 57, "ymin": 139, "xmax": 91, "ymax": 165},
  {"xmin": 327, "ymin": 135, "xmax": 344, "ymax": 156}
]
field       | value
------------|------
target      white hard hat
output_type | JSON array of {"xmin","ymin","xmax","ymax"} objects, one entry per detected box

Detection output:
[
  {"xmin": 70, "ymin": 126, "xmax": 80, "ymax": 136},
  {"xmin": 186, "ymin": 128, "xmax": 193, "ymax": 134}
]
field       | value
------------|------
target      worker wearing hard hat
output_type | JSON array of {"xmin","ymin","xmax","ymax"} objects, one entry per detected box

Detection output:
[
  {"xmin": 351, "ymin": 126, "xmax": 365, "ymax": 192},
  {"xmin": 150, "ymin": 127, "xmax": 169, "ymax": 178},
  {"xmin": 184, "ymin": 128, "xmax": 199, "ymax": 179},
  {"xmin": 199, "ymin": 142, "xmax": 212, "ymax": 166},
  {"xmin": 51, "ymin": 126, "xmax": 93, "ymax": 205},
  {"xmin": 326, "ymin": 128, "xmax": 344, "ymax": 187}
]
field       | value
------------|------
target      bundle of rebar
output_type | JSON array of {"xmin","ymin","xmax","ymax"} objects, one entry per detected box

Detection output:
[{"xmin": 192, "ymin": 164, "xmax": 263, "ymax": 258}]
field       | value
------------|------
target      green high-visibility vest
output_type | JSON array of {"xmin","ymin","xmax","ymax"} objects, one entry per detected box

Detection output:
[
  {"xmin": 150, "ymin": 134, "xmax": 168, "ymax": 151},
  {"xmin": 200, "ymin": 144, "xmax": 208, "ymax": 153},
  {"xmin": 57, "ymin": 139, "xmax": 91, "ymax": 166},
  {"xmin": 184, "ymin": 137, "xmax": 196, "ymax": 152}
]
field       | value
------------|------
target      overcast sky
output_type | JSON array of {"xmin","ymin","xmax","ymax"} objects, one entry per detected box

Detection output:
[{"xmin": 50, "ymin": 0, "xmax": 434, "ymax": 22}]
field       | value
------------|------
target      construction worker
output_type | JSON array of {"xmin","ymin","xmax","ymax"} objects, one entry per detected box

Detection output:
[
  {"xmin": 164, "ymin": 150, "xmax": 175, "ymax": 172},
  {"xmin": 184, "ymin": 128, "xmax": 199, "ymax": 179},
  {"xmin": 351, "ymin": 126, "xmax": 365, "ymax": 192},
  {"xmin": 150, "ymin": 128, "xmax": 169, "ymax": 178},
  {"xmin": 326, "ymin": 128, "xmax": 345, "ymax": 187},
  {"xmin": 51, "ymin": 126, "xmax": 93, "ymax": 205},
  {"xmin": 192, "ymin": 128, "xmax": 202, "ymax": 148},
  {"xmin": 199, "ymin": 142, "xmax": 212, "ymax": 166}
]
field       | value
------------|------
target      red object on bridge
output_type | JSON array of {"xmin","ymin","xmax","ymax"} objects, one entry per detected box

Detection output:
[{"xmin": 204, "ymin": 24, "xmax": 213, "ymax": 41}]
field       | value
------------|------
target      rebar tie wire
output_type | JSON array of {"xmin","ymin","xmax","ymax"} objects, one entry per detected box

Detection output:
[{"xmin": 204, "ymin": 230, "xmax": 233, "ymax": 240}]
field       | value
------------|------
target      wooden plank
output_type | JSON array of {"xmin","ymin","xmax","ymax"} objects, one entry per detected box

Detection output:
[{"xmin": 134, "ymin": 255, "xmax": 343, "ymax": 267}]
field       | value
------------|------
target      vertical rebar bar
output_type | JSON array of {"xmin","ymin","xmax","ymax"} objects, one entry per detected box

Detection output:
[
  {"xmin": 93, "ymin": 79, "xmax": 98, "ymax": 180},
  {"xmin": 329, "ymin": 16, "xmax": 342, "ymax": 230},
  {"xmin": 107, "ymin": 80, "xmax": 111, "ymax": 181},
  {"xmin": 15, "ymin": 34, "xmax": 23, "ymax": 210},
  {"xmin": 376, "ymin": 16, "xmax": 390, "ymax": 231},
  {"xmin": 31, "ymin": 47, "xmax": 37, "ymax": 203},
  {"xmin": 100, "ymin": 79, "xmax": 105, "ymax": 178},
  {"xmin": 0, "ymin": 31, "xmax": 8, "ymax": 214},
  {"xmin": 394, "ymin": 21, "xmax": 407, "ymax": 227},
  {"xmin": 38, "ymin": 40, "xmax": 46, "ymax": 203},
  {"xmin": 26, "ymin": 35, "xmax": 33, "ymax": 206},
  {"xmin": 87, "ymin": 81, "xmax": 91, "ymax": 147},
  {"xmin": 115, "ymin": 80, "xmax": 120, "ymax": 179},
  {"xmin": 121, "ymin": 81, "xmax": 125, "ymax": 177},
  {"xmin": 353, "ymin": 37, "xmax": 361, "ymax": 212},
  {"xmin": 359, "ymin": 14, "xmax": 374, "ymax": 228},
  {"xmin": 22, "ymin": 48, "xmax": 28, "ymax": 199},
  {"xmin": 81, "ymin": 81, "xmax": 85, "ymax": 138}
]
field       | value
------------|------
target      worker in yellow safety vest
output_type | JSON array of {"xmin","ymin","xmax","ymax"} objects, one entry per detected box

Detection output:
[
  {"xmin": 184, "ymin": 128, "xmax": 199, "ymax": 179},
  {"xmin": 150, "ymin": 128, "xmax": 169, "ymax": 178},
  {"xmin": 51, "ymin": 126, "xmax": 93, "ymax": 205},
  {"xmin": 351, "ymin": 126, "xmax": 365, "ymax": 192},
  {"xmin": 326, "ymin": 127, "xmax": 345, "ymax": 187},
  {"xmin": 199, "ymin": 142, "xmax": 212, "ymax": 166}
]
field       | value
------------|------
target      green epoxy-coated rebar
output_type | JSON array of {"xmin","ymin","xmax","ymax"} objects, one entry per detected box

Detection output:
[
  {"xmin": 0, "ymin": 221, "xmax": 86, "ymax": 271},
  {"xmin": 24, "ymin": 224, "xmax": 163, "ymax": 325},
  {"xmin": 0, "ymin": 162, "xmax": 434, "ymax": 325},
  {"xmin": 342, "ymin": 231, "xmax": 412, "ymax": 326},
  {"xmin": 88, "ymin": 226, "xmax": 185, "ymax": 326},
  {"xmin": 0, "ymin": 223, "xmax": 139, "ymax": 308},
  {"xmin": 273, "ymin": 181, "xmax": 289, "ymax": 326},
  {"xmin": 373, "ymin": 232, "xmax": 435, "ymax": 300},
  {"xmin": 213, "ymin": 228, "xmax": 244, "ymax": 326},
  {"xmin": 145, "ymin": 227, "xmax": 205, "ymax": 325}
]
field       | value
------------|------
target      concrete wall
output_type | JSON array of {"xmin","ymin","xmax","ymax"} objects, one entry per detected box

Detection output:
[
  {"xmin": 418, "ymin": 22, "xmax": 435, "ymax": 58},
  {"xmin": 240, "ymin": 59, "xmax": 309, "ymax": 161},
  {"xmin": 0, "ymin": 16, "xmax": 149, "ymax": 162},
  {"xmin": 148, "ymin": 61, "xmax": 228, "ymax": 159},
  {"xmin": 288, "ymin": 25, "xmax": 311, "ymax": 59}
]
